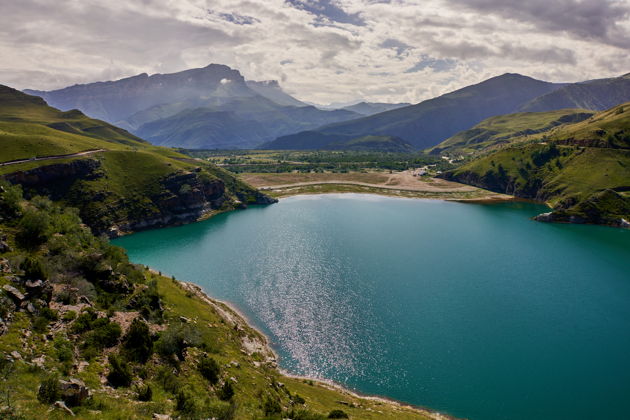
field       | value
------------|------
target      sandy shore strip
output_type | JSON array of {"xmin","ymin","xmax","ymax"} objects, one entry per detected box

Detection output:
[{"xmin": 241, "ymin": 171, "xmax": 512, "ymax": 202}]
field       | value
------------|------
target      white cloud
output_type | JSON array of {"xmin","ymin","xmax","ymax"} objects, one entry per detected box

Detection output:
[{"xmin": 1, "ymin": 0, "xmax": 629, "ymax": 104}]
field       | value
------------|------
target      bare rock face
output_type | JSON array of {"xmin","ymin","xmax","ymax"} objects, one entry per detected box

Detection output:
[{"xmin": 3, "ymin": 159, "xmax": 102, "ymax": 194}]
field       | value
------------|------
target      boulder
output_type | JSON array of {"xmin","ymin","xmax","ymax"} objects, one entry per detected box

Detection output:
[
  {"xmin": 59, "ymin": 378, "xmax": 89, "ymax": 407},
  {"xmin": 2, "ymin": 284, "xmax": 25, "ymax": 303}
]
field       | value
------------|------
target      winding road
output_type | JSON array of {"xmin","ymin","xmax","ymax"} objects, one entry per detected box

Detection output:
[{"xmin": 0, "ymin": 149, "xmax": 106, "ymax": 167}]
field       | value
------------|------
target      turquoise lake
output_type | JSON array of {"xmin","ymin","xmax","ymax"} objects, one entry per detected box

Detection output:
[{"xmin": 113, "ymin": 194, "xmax": 630, "ymax": 420}]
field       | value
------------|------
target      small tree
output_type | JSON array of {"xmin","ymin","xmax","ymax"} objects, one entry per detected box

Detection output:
[
  {"xmin": 198, "ymin": 356, "xmax": 220, "ymax": 384},
  {"xmin": 122, "ymin": 318, "xmax": 153, "ymax": 363},
  {"xmin": 37, "ymin": 375, "xmax": 60, "ymax": 404},
  {"xmin": 217, "ymin": 381, "xmax": 234, "ymax": 401},
  {"xmin": 106, "ymin": 354, "xmax": 132, "ymax": 387}
]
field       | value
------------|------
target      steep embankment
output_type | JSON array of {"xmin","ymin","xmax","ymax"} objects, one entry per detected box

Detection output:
[
  {"xmin": 0, "ymin": 85, "xmax": 275, "ymax": 236},
  {"xmin": 0, "ymin": 183, "xmax": 441, "ymax": 420},
  {"xmin": 442, "ymin": 103, "xmax": 630, "ymax": 227}
]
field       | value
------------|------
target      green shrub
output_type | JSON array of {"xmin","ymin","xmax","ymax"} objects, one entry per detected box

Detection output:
[
  {"xmin": 106, "ymin": 354, "xmax": 132, "ymax": 388},
  {"xmin": 62, "ymin": 311, "xmax": 77, "ymax": 322},
  {"xmin": 155, "ymin": 324, "xmax": 201, "ymax": 361},
  {"xmin": 83, "ymin": 318, "xmax": 121, "ymax": 350},
  {"xmin": 263, "ymin": 395, "xmax": 281, "ymax": 415},
  {"xmin": 53, "ymin": 338, "xmax": 74, "ymax": 362},
  {"xmin": 198, "ymin": 356, "xmax": 220, "ymax": 384},
  {"xmin": 156, "ymin": 367, "xmax": 180, "ymax": 394},
  {"xmin": 328, "ymin": 409, "xmax": 349, "ymax": 419},
  {"xmin": 71, "ymin": 309, "xmax": 97, "ymax": 334},
  {"xmin": 136, "ymin": 384, "xmax": 153, "ymax": 402},
  {"xmin": 217, "ymin": 381, "xmax": 234, "ymax": 401},
  {"xmin": 37, "ymin": 375, "xmax": 60, "ymax": 404},
  {"xmin": 288, "ymin": 409, "xmax": 327, "ymax": 420},
  {"xmin": 122, "ymin": 318, "xmax": 153, "ymax": 363},
  {"xmin": 0, "ymin": 181, "xmax": 23, "ymax": 220},
  {"xmin": 32, "ymin": 315, "xmax": 50, "ymax": 333},
  {"xmin": 21, "ymin": 255, "xmax": 48, "ymax": 280},
  {"xmin": 292, "ymin": 393, "xmax": 306, "ymax": 404},
  {"xmin": 16, "ymin": 208, "xmax": 51, "ymax": 248},
  {"xmin": 175, "ymin": 388, "xmax": 199, "ymax": 415},
  {"xmin": 40, "ymin": 307, "xmax": 58, "ymax": 321}
]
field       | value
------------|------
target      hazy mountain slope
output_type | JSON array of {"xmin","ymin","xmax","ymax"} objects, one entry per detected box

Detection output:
[
  {"xmin": 442, "ymin": 102, "xmax": 630, "ymax": 227},
  {"xmin": 430, "ymin": 109, "xmax": 594, "ymax": 156},
  {"xmin": 246, "ymin": 80, "xmax": 307, "ymax": 107},
  {"xmin": 265, "ymin": 73, "xmax": 564, "ymax": 150},
  {"xmin": 520, "ymin": 73, "xmax": 630, "ymax": 112},
  {"xmin": 0, "ymin": 85, "xmax": 274, "ymax": 235},
  {"xmin": 135, "ymin": 97, "xmax": 361, "ymax": 149},
  {"xmin": 25, "ymin": 64, "xmax": 253, "ymax": 123},
  {"xmin": 341, "ymin": 102, "xmax": 411, "ymax": 116},
  {"xmin": 25, "ymin": 64, "xmax": 363, "ymax": 149}
]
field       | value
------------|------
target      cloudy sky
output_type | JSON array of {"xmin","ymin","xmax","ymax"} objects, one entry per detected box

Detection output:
[{"xmin": 2, "ymin": 0, "xmax": 630, "ymax": 105}]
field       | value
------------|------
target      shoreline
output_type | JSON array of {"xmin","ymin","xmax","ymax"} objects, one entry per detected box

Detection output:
[{"xmin": 173, "ymin": 278, "xmax": 456, "ymax": 420}]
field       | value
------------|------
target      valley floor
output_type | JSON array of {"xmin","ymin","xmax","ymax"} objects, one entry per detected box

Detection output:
[{"xmin": 241, "ymin": 170, "xmax": 512, "ymax": 201}]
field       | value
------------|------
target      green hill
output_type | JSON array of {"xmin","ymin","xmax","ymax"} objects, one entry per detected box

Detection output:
[
  {"xmin": 442, "ymin": 103, "xmax": 630, "ymax": 227},
  {"xmin": 430, "ymin": 109, "xmax": 594, "ymax": 156},
  {"xmin": 0, "ymin": 85, "xmax": 275, "ymax": 235}
]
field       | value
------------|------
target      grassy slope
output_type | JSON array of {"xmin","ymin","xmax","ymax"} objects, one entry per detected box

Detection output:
[
  {"xmin": 430, "ymin": 109, "xmax": 594, "ymax": 156},
  {"xmin": 443, "ymin": 103, "xmax": 630, "ymax": 226},
  {"xmin": 0, "ymin": 85, "xmax": 271, "ymax": 233}
]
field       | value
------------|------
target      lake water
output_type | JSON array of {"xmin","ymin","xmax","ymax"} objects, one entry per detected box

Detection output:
[{"xmin": 113, "ymin": 194, "xmax": 630, "ymax": 420}]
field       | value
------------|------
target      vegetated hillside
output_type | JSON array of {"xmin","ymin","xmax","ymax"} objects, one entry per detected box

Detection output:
[
  {"xmin": 264, "ymin": 73, "xmax": 564, "ymax": 150},
  {"xmin": 441, "ymin": 102, "xmax": 630, "ymax": 227},
  {"xmin": 327, "ymin": 135, "xmax": 415, "ymax": 152},
  {"xmin": 24, "ymin": 64, "xmax": 362, "ymax": 150},
  {"xmin": 430, "ymin": 109, "xmax": 594, "ymax": 156},
  {"xmin": 0, "ymin": 85, "xmax": 275, "ymax": 236},
  {"xmin": 341, "ymin": 102, "xmax": 411, "ymax": 116},
  {"xmin": 0, "ymin": 183, "xmax": 439, "ymax": 420},
  {"xmin": 520, "ymin": 73, "xmax": 630, "ymax": 112}
]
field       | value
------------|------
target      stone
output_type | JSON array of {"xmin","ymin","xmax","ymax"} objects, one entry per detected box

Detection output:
[
  {"xmin": 59, "ymin": 378, "xmax": 89, "ymax": 407},
  {"xmin": 2, "ymin": 284, "xmax": 24, "ymax": 302},
  {"xmin": 10, "ymin": 351, "xmax": 21, "ymax": 360},
  {"xmin": 53, "ymin": 400, "xmax": 75, "ymax": 417},
  {"xmin": 0, "ymin": 240, "xmax": 11, "ymax": 253}
]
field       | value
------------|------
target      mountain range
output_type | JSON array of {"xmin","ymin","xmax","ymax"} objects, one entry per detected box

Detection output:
[
  {"xmin": 23, "ymin": 65, "xmax": 630, "ymax": 152},
  {"xmin": 264, "ymin": 73, "xmax": 630, "ymax": 151},
  {"xmin": 25, "ymin": 64, "xmax": 365, "ymax": 149}
]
